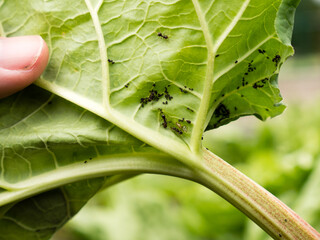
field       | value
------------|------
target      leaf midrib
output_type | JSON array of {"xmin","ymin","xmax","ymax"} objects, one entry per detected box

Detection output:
[
  {"xmin": 84, "ymin": 0, "xmax": 110, "ymax": 109},
  {"xmin": 190, "ymin": 0, "xmax": 251, "ymax": 152}
]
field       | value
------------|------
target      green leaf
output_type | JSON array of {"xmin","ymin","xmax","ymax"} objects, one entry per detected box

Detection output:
[
  {"xmin": 0, "ymin": 1, "xmax": 302, "ymax": 239},
  {"xmin": 0, "ymin": 86, "xmax": 194, "ymax": 239},
  {"xmin": 0, "ymin": 0, "xmax": 294, "ymax": 156}
]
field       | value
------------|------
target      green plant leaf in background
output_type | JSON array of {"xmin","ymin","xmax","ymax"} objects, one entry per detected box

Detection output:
[{"xmin": 0, "ymin": 0, "xmax": 307, "ymax": 239}]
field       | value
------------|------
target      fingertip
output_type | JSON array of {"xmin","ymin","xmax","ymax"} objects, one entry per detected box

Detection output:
[{"xmin": 0, "ymin": 36, "xmax": 49, "ymax": 99}]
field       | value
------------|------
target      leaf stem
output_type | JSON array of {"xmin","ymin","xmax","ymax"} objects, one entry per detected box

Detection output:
[{"xmin": 193, "ymin": 148, "xmax": 320, "ymax": 240}]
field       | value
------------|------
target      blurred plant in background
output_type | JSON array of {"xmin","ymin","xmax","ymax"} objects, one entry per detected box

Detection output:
[{"xmin": 53, "ymin": 0, "xmax": 320, "ymax": 239}]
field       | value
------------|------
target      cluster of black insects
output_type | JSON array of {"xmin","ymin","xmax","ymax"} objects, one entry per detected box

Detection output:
[
  {"xmin": 140, "ymin": 83, "xmax": 174, "ymax": 108},
  {"xmin": 138, "ymin": 82, "xmax": 195, "ymax": 135},
  {"xmin": 159, "ymin": 109, "xmax": 192, "ymax": 135},
  {"xmin": 211, "ymin": 49, "xmax": 282, "ymax": 128}
]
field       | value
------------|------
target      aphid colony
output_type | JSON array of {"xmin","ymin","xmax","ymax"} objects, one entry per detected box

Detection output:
[
  {"xmin": 138, "ymin": 82, "xmax": 193, "ymax": 136},
  {"xmin": 211, "ymin": 49, "xmax": 281, "ymax": 129},
  {"xmin": 159, "ymin": 108, "xmax": 192, "ymax": 135}
]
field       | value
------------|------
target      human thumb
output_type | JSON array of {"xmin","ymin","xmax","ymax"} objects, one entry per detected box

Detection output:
[{"xmin": 0, "ymin": 36, "xmax": 49, "ymax": 99}]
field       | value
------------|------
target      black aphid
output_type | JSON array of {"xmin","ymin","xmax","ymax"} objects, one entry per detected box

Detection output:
[
  {"xmin": 235, "ymin": 60, "xmax": 238, "ymax": 64},
  {"xmin": 187, "ymin": 107, "xmax": 194, "ymax": 112},
  {"xmin": 189, "ymin": 88, "xmax": 194, "ymax": 91},
  {"xmin": 48, "ymin": 101, "xmax": 52, "ymax": 105},
  {"xmin": 161, "ymin": 114, "xmax": 167, "ymax": 128},
  {"xmin": 125, "ymin": 83, "xmax": 129, "ymax": 88},
  {"xmin": 258, "ymin": 49, "xmax": 266, "ymax": 54},
  {"xmin": 234, "ymin": 107, "xmax": 238, "ymax": 111},
  {"xmin": 108, "ymin": 59, "xmax": 115, "ymax": 64},
  {"xmin": 157, "ymin": 32, "xmax": 168, "ymax": 39},
  {"xmin": 215, "ymin": 54, "xmax": 220, "ymax": 58},
  {"xmin": 186, "ymin": 120, "xmax": 191, "ymax": 124},
  {"xmin": 221, "ymin": 94, "xmax": 225, "ymax": 97},
  {"xmin": 178, "ymin": 118, "xmax": 185, "ymax": 122},
  {"xmin": 84, "ymin": 161, "xmax": 88, "ymax": 164}
]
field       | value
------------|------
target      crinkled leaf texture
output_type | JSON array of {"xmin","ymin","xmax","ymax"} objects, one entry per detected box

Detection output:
[{"xmin": 0, "ymin": 0, "xmax": 298, "ymax": 239}]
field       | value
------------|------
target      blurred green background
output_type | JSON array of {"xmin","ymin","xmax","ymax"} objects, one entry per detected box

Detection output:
[{"xmin": 53, "ymin": 1, "xmax": 320, "ymax": 239}]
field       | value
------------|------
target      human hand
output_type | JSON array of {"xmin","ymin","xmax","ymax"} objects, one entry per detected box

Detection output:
[{"xmin": 0, "ymin": 36, "xmax": 49, "ymax": 99}]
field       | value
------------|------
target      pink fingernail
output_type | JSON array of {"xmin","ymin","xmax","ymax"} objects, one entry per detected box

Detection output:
[{"xmin": 0, "ymin": 35, "xmax": 43, "ymax": 71}]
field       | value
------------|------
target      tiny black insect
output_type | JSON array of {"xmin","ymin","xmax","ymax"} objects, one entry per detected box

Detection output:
[
  {"xmin": 125, "ymin": 83, "xmax": 129, "ymax": 88},
  {"xmin": 215, "ymin": 54, "xmax": 220, "ymax": 58},
  {"xmin": 84, "ymin": 161, "xmax": 88, "ymax": 164},
  {"xmin": 48, "ymin": 101, "xmax": 52, "ymax": 105},
  {"xmin": 157, "ymin": 32, "xmax": 168, "ymax": 39},
  {"xmin": 161, "ymin": 114, "xmax": 167, "ymax": 128},
  {"xmin": 186, "ymin": 120, "xmax": 191, "ymax": 124},
  {"xmin": 235, "ymin": 60, "xmax": 238, "ymax": 64},
  {"xmin": 108, "ymin": 59, "xmax": 115, "ymax": 64}
]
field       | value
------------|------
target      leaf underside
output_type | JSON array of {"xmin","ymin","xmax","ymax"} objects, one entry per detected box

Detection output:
[{"xmin": 0, "ymin": 0, "xmax": 298, "ymax": 239}]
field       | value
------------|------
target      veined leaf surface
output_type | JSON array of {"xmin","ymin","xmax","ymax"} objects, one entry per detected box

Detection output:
[
  {"xmin": 0, "ymin": 86, "xmax": 192, "ymax": 239},
  {"xmin": 0, "ymin": 0, "xmax": 295, "ymax": 159},
  {"xmin": 0, "ymin": 0, "xmax": 300, "ymax": 239}
]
